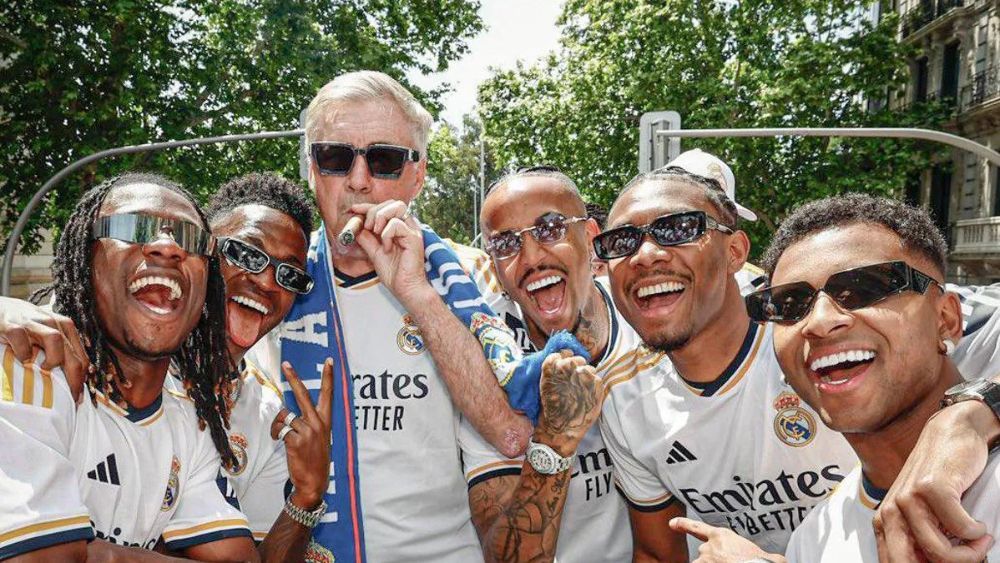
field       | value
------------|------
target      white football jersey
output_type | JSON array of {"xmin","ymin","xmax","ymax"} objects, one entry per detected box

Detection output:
[
  {"xmin": 786, "ymin": 456, "xmax": 1000, "ymax": 562},
  {"xmin": 600, "ymin": 323, "xmax": 858, "ymax": 554},
  {"xmin": 459, "ymin": 279, "xmax": 640, "ymax": 562},
  {"xmin": 164, "ymin": 359, "xmax": 289, "ymax": 541},
  {"xmin": 249, "ymin": 242, "xmax": 499, "ymax": 563},
  {"xmin": 0, "ymin": 345, "xmax": 251, "ymax": 558}
]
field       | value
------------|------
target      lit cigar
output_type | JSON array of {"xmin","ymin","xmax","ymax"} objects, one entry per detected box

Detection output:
[{"xmin": 338, "ymin": 215, "xmax": 364, "ymax": 246}]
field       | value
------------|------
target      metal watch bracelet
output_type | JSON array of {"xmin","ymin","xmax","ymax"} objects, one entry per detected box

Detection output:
[{"xmin": 284, "ymin": 496, "xmax": 327, "ymax": 528}]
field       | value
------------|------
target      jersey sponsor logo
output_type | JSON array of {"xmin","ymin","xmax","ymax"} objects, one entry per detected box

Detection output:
[
  {"xmin": 87, "ymin": 453, "xmax": 121, "ymax": 485},
  {"xmin": 397, "ymin": 315, "xmax": 425, "ymax": 355},
  {"xmin": 227, "ymin": 433, "xmax": 249, "ymax": 476},
  {"xmin": 571, "ymin": 447, "xmax": 615, "ymax": 501},
  {"xmin": 353, "ymin": 370, "xmax": 429, "ymax": 431},
  {"xmin": 161, "ymin": 455, "xmax": 181, "ymax": 511},
  {"xmin": 772, "ymin": 392, "xmax": 816, "ymax": 447},
  {"xmin": 665, "ymin": 441, "xmax": 697, "ymax": 465},
  {"xmin": 678, "ymin": 464, "xmax": 846, "ymax": 537},
  {"xmin": 93, "ymin": 523, "xmax": 158, "ymax": 550}
]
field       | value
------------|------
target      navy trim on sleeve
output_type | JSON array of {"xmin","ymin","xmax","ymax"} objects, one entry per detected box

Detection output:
[
  {"xmin": 615, "ymin": 483, "xmax": 679, "ymax": 513},
  {"xmin": 163, "ymin": 527, "xmax": 252, "ymax": 551},
  {"xmin": 0, "ymin": 526, "xmax": 94, "ymax": 560},
  {"xmin": 468, "ymin": 467, "xmax": 523, "ymax": 490}
]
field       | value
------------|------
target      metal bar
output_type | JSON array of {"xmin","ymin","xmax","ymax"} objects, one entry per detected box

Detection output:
[
  {"xmin": 1, "ymin": 129, "xmax": 304, "ymax": 296},
  {"xmin": 656, "ymin": 127, "xmax": 1000, "ymax": 168}
]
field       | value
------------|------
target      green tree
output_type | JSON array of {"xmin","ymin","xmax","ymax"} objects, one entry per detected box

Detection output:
[
  {"xmin": 478, "ymin": 0, "xmax": 950, "ymax": 257},
  {"xmin": 1, "ymin": 0, "xmax": 483, "ymax": 253},
  {"xmin": 415, "ymin": 115, "xmax": 496, "ymax": 244}
]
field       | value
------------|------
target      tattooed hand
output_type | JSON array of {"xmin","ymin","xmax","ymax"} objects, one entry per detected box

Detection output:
[{"xmin": 534, "ymin": 349, "xmax": 603, "ymax": 457}]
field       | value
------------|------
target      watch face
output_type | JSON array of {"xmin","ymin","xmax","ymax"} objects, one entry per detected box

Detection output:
[{"xmin": 528, "ymin": 445, "xmax": 557, "ymax": 474}]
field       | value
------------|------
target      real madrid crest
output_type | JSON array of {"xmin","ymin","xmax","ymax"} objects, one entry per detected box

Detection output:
[
  {"xmin": 227, "ymin": 433, "xmax": 249, "ymax": 476},
  {"xmin": 397, "ymin": 314, "xmax": 425, "ymax": 355},
  {"xmin": 772, "ymin": 391, "xmax": 816, "ymax": 447},
  {"xmin": 161, "ymin": 455, "xmax": 182, "ymax": 511}
]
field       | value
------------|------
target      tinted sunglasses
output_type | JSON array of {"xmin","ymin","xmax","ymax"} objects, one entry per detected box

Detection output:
[
  {"xmin": 592, "ymin": 210, "xmax": 733, "ymax": 260},
  {"xmin": 485, "ymin": 211, "xmax": 588, "ymax": 260},
  {"xmin": 92, "ymin": 213, "xmax": 215, "ymax": 256},
  {"xmin": 218, "ymin": 237, "xmax": 314, "ymax": 295},
  {"xmin": 311, "ymin": 142, "xmax": 420, "ymax": 179},
  {"xmin": 745, "ymin": 261, "xmax": 940, "ymax": 324}
]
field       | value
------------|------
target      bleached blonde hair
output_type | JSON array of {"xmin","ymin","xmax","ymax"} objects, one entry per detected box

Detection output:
[{"xmin": 304, "ymin": 71, "xmax": 433, "ymax": 155}]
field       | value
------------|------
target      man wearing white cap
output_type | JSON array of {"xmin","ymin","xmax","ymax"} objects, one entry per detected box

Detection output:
[
  {"xmin": 595, "ymin": 158, "xmax": 859, "ymax": 559},
  {"xmin": 612, "ymin": 151, "xmax": 1000, "ymax": 560},
  {"xmin": 669, "ymin": 148, "xmax": 759, "ymax": 221}
]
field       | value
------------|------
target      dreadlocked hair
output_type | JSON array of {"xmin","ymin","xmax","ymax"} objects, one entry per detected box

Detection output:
[{"xmin": 51, "ymin": 172, "xmax": 238, "ymax": 470}]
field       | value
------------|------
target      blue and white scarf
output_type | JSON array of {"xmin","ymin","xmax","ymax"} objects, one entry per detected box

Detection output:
[{"xmin": 280, "ymin": 224, "xmax": 577, "ymax": 561}]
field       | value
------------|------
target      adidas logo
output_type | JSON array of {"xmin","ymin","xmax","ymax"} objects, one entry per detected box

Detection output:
[
  {"xmin": 665, "ymin": 441, "xmax": 697, "ymax": 465},
  {"xmin": 87, "ymin": 454, "xmax": 120, "ymax": 485}
]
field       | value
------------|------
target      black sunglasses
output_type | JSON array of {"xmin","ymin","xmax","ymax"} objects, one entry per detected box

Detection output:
[
  {"xmin": 218, "ymin": 237, "xmax": 314, "ymax": 295},
  {"xmin": 311, "ymin": 142, "xmax": 420, "ymax": 179},
  {"xmin": 92, "ymin": 213, "xmax": 215, "ymax": 256},
  {"xmin": 485, "ymin": 211, "xmax": 588, "ymax": 260},
  {"xmin": 592, "ymin": 210, "xmax": 733, "ymax": 260},
  {"xmin": 745, "ymin": 261, "xmax": 940, "ymax": 324}
]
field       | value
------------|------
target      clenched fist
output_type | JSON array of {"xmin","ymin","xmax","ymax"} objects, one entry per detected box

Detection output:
[{"xmin": 534, "ymin": 349, "xmax": 603, "ymax": 457}]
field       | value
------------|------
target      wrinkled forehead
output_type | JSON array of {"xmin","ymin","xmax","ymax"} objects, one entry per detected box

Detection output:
[
  {"xmin": 99, "ymin": 183, "xmax": 202, "ymax": 227},
  {"xmin": 312, "ymin": 100, "xmax": 417, "ymax": 147},
  {"xmin": 607, "ymin": 179, "xmax": 714, "ymax": 228}
]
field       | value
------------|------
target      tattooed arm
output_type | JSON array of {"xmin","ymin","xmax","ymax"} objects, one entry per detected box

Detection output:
[{"xmin": 468, "ymin": 351, "xmax": 603, "ymax": 563}]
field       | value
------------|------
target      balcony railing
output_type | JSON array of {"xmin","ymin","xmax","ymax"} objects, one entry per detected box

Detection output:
[
  {"xmin": 960, "ymin": 66, "xmax": 1000, "ymax": 111},
  {"xmin": 952, "ymin": 216, "xmax": 1000, "ymax": 255},
  {"xmin": 901, "ymin": 0, "xmax": 964, "ymax": 37}
]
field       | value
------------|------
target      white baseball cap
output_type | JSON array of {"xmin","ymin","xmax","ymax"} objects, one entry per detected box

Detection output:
[{"xmin": 666, "ymin": 149, "xmax": 757, "ymax": 222}]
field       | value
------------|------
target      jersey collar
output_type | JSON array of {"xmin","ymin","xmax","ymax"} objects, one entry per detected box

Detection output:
[
  {"xmin": 859, "ymin": 471, "xmax": 888, "ymax": 510},
  {"xmin": 679, "ymin": 320, "xmax": 760, "ymax": 397}
]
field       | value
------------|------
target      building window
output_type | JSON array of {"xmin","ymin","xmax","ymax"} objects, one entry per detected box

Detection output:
[
  {"xmin": 930, "ymin": 165, "xmax": 952, "ymax": 236},
  {"xmin": 915, "ymin": 57, "xmax": 929, "ymax": 103},
  {"xmin": 904, "ymin": 173, "xmax": 922, "ymax": 206},
  {"xmin": 941, "ymin": 41, "xmax": 960, "ymax": 106},
  {"xmin": 992, "ymin": 166, "xmax": 1000, "ymax": 217}
]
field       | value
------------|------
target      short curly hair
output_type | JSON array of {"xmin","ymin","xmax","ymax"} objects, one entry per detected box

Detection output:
[
  {"xmin": 206, "ymin": 172, "xmax": 314, "ymax": 239},
  {"xmin": 612, "ymin": 166, "xmax": 738, "ymax": 229},
  {"xmin": 761, "ymin": 193, "xmax": 947, "ymax": 277}
]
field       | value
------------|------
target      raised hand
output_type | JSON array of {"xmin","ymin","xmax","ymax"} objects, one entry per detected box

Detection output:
[
  {"xmin": 350, "ymin": 200, "xmax": 432, "ymax": 309},
  {"xmin": 271, "ymin": 358, "xmax": 334, "ymax": 511},
  {"xmin": 534, "ymin": 349, "xmax": 603, "ymax": 457},
  {"xmin": 873, "ymin": 401, "xmax": 995, "ymax": 563}
]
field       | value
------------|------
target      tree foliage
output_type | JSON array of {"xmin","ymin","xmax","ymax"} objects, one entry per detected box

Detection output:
[
  {"xmin": 1, "ymin": 0, "xmax": 483, "ymax": 253},
  {"xmin": 415, "ymin": 115, "xmax": 496, "ymax": 244},
  {"xmin": 478, "ymin": 0, "xmax": 951, "ymax": 257}
]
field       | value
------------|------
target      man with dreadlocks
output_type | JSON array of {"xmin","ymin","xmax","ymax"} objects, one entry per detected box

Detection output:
[{"xmin": 0, "ymin": 173, "xmax": 257, "ymax": 561}]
